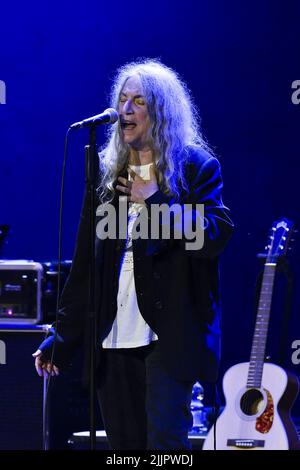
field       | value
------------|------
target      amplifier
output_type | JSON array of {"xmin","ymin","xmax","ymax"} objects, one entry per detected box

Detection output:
[
  {"xmin": 0, "ymin": 325, "xmax": 103, "ymax": 450},
  {"xmin": 0, "ymin": 325, "xmax": 47, "ymax": 449},
  {"xmin": 0, "ymin": 260, "xmax": 43, "ymax": 325}
]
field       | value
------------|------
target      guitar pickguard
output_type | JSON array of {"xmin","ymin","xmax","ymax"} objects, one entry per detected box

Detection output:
[{"xmin": 256, "ymin": 389, "xmax": 274, "ymax": 433}]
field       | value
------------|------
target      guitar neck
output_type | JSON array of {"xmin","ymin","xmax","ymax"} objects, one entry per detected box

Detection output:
[{"xmin": 247, "ymin": 262, "xmax": 277, "ymax": 388}]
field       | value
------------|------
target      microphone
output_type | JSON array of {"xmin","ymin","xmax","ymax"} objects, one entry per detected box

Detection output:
[{"xmin": 70, "ymin": 108, "xmax": 119, "ymax": 129}]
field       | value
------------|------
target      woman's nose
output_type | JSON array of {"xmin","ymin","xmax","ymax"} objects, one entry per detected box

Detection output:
[{"xmin": 123, "ymin": 99, "xmax": 133, "ymax": 114}]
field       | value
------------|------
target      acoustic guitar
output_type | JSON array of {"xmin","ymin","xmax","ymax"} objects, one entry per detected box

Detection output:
[{"xmin": 203, "ymin": 218, "xmax": 299, "ymax": 450}]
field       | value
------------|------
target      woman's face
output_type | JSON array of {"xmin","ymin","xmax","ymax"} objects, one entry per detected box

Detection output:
[{"xmin": 118, "ymin": 75, "xmax": 151, "ymax": 151}]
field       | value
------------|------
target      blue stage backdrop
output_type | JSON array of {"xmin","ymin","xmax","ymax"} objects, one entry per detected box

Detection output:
[{"xmin": 1, "ymin": 0, "xmax": 299, "ymax": 413}]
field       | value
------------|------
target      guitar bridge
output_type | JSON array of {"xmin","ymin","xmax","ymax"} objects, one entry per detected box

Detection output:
[{"xmin": 227, "ymin": 439, "xmax": 265, "ymax": 448}]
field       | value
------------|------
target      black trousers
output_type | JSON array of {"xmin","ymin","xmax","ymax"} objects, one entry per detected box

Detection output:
[{"xmin": 96, "ymin": 341, "xmax": 194, "ymax": 450}]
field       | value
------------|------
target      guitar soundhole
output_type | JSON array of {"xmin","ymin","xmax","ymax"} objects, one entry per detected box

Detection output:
[{"xmin": 240, "ymin": 389, "xmax": 265, "ymax": 416}]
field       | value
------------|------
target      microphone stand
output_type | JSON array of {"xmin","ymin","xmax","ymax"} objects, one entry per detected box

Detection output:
[{"xmin": 85, "ymin": 125, "xmax": 98, "ymax": 450}]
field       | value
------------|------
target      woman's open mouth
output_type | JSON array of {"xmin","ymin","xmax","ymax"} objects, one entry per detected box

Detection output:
[{"xmin": 121, "ymin": 121, "xmax": 137, "ymax": 131}]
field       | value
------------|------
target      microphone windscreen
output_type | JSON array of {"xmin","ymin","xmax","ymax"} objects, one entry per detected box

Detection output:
[{"xmin": 105, "ymin": 108, "xmax": 119, "ymax": 124}]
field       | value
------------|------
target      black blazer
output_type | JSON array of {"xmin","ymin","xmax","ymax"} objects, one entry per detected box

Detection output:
[{"xmin": 39, "ymin": 145, "xmax": 234, "ymax": 383}]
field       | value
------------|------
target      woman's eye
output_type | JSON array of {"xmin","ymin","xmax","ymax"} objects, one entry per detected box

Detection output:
[{"xmin": 135, "ymin": 98, "xmax": 145, "ymax": 105}]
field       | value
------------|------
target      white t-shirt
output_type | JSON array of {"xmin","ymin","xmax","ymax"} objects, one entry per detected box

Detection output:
[{"xmin": 102, "ymin": 162, "xmax": 158, "ymax": 348}]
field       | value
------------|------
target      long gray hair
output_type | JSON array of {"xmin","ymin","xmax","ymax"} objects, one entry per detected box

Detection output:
[{"xmin": 98, "ymin": 59, "xmax": 210, "ymax": 202}]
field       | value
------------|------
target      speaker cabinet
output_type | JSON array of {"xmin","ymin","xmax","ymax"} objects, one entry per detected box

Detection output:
[{"xmin": 0, "ymin": 325, "xmax": 47, "ymax": 449}]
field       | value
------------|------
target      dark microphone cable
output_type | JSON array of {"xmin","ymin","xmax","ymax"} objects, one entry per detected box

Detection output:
[{"xmin": 43, "ymin": 126, "xmax": 71, "ymax": 450}]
